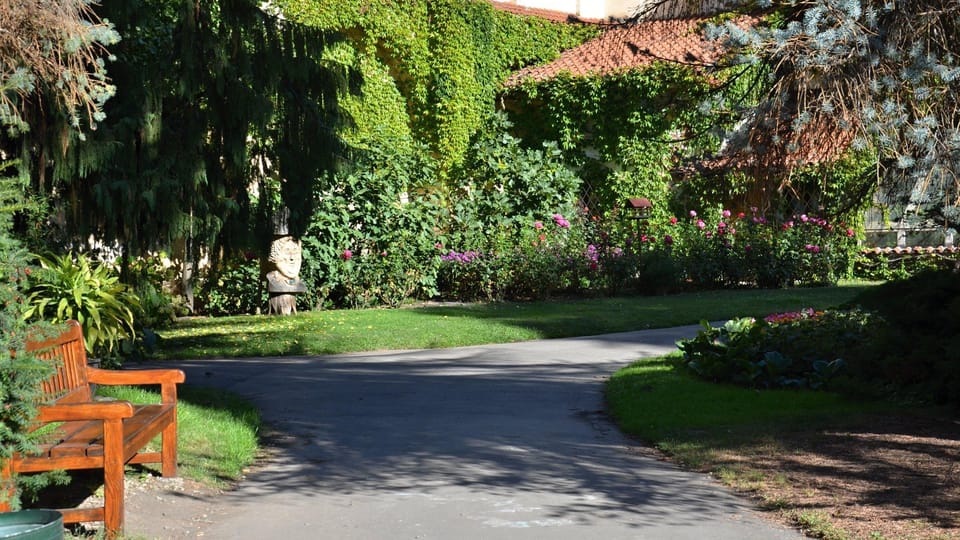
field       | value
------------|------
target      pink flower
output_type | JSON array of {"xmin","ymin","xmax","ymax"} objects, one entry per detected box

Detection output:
[
  {"xmin": 696, "ymin": 219, "xmax": 706, "ymax": 229},
  {"xmin": 689, "ymin": 210, "xmax": 698, "ymax": 218},
  {"xmin": 722, "ymin": 209, "xmax": 731, "ymax": 218},
  {"xmin": 737, "ymin": 212, "xmax": 746, "ymax": 219},
  {"xmin": 435, "ymin": 242, "xmax": 443, "ymax": 249},
  {"xmin": 669, "ymin": 216, "xmax": 678, "ymax": 225},
  {"xmin": 552, "ymin": 214, "xmax": 570, "ymax": 229},
  {"xmin": 846, "ymin": 228, "xmax": 855, "ymax": 237},
  {"xmin": 800, "ymin": 214, "xmax": 809, "ymax": 223},
  {"xmin": 534, "ymin": 221, "xmax": 544, "ymax": 230},
  {"xmin": 718, "ymin": 221, "xmax": 727, "ymax": 229},
  {"xmin": 342, "ymin": 249, "xmax": 353, "ymax": 260}
]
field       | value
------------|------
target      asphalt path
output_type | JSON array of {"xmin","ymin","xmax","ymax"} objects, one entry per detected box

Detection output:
[{"xmin": 142, "ymin": 326, "xmax": 802, "ymax": 539}]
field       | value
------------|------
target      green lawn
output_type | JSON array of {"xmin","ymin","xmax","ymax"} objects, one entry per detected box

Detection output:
[
  {"xmin": 605, "ymin": 353, "xmax": 895, "ymax": 466},
  {"xmin": 97, "ymin": 385, "xmax": 260, "ymax": 487},
  {"xmin": 154, "ymin": 284, "xmax": 875, "ymax": 359}
]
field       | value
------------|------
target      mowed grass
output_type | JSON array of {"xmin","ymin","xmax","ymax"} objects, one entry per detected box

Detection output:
[
  {"xmin": 606, "ymin": 354, "xmax": 895, "ymax": 460},
  {"xmin": 154, "ymin": 284, "xmax": 874, "ymax": 359},
  {"xmin": 97, "ymin": 385, "xmax": 260, "ymax": 487}
]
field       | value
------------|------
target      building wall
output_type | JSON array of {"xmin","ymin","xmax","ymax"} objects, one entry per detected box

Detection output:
[
  {"xmin": 493, "ymin": 0, "xmax": 742, "ymax": 20},
  {"xmin": 508, "ymin": 0, "xmax": 580, "ymax": 15},
  {"xmin": 630, "ymin": 0, "xmax": 741, "ymax": 19}
]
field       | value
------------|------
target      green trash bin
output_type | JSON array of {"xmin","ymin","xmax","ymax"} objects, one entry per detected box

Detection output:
[{"xmin": 0, "ymin": 510, "xmax": 63, "ymax": 540}]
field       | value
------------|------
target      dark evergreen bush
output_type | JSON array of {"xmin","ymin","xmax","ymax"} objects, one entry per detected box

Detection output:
[{"xmin": 845, "ymin": 269, "xmax": 960, "ymax": 405}]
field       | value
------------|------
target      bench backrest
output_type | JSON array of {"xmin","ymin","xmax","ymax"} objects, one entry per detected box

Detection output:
[{"xmin": 25, "ymin": 320, "xmax": 92, "ymax": 404}]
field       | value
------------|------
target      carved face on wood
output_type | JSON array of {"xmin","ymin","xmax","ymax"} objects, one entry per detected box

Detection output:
[{"xmin": 268, "ymin": 236, "xmax": 302, "ymax": 279}]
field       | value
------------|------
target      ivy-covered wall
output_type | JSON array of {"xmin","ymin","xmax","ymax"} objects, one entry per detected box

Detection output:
[
  {"xmin": 275, "ymin": 0, "xmax": 599, "ymax": 171},
  {"xmin": 504, "ymin": 64, "xmax": 721, "ymax": 220},
  {"xmin": 504, "ymin": 60, "xmax": 874, "ymax": 225}
]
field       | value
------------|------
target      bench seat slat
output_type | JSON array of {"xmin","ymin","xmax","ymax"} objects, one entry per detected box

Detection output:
[{"xmin": 33, "ymin": 405, "xmax": 175, "ymax": 460}]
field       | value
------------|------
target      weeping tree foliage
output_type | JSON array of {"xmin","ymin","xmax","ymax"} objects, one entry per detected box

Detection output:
[
  {"xmin": 18, "ymin": 0, "xmax": 350, "ymax": 269},
  {"xmin": 0, "ymin": 0, "xmax": 118, "ymax": 135},
  {"xmin": 704, "ymin": 0, "xmax": 960, "ymax": 227},
  {"xmin": 0, "ymin": 0, "xmax": 119, "ymax": 234}
]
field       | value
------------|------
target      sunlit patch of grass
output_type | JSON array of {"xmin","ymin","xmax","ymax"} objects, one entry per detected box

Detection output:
[
  {"xmin": 96, "ymin": 385, "xmax": 260, "ymax": 487},
  {"xmin": 153, "ymin": 285, "xmax": 875, "ymax": 359}
]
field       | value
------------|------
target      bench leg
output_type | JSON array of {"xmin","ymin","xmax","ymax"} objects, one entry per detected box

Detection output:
[
  {"xmin": 0, "ymin": 460, "xmax": 12, "ymax": 512},
  {"xmin": 161, "ymin": 413, "xmax": 178, "ymax": 477},
  {"xmin": 103, "ymin": 419, "xmax": 125, "ymax": 539}
]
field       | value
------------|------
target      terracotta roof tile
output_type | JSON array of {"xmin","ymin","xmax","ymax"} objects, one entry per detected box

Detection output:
[
  {"xmin": 505, "ymin": 15, "xmax": 756, "ymax": 86},
  {"xmin": 681, "ymin": 111, "xmax": 857, "ymax": 177},
  {"xmin": 862, "ymin": 246, "xmax": 959, "ymax": 255}
]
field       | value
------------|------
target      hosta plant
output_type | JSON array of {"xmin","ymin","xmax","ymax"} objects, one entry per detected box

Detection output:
[{"xmin": 23, "ymin": 252, "xmax": 140, "ymax": 362}]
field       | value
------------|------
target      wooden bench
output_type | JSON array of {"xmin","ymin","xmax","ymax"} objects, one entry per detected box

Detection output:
[{"xmin": 0, "ymin": 320, "xmax": 185, "ymax": 538}]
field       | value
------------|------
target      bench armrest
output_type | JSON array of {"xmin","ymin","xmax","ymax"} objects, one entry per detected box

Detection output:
[
  {"xmin": 86, "ymin": 366, "xmax": 186, "ymax": 386},
  {"xmin": 37, "ymin": 401, "xmax": 135, "ymax": 422}
]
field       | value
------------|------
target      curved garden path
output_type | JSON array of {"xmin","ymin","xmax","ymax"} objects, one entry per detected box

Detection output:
[{"xmin": 128, "ymin": 326, "xmax": 802, "ymax": 539}]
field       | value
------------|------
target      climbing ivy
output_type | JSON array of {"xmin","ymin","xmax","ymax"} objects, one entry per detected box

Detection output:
[
  {"xmin": 506, "ymin": 64, "xmax": 721, "ymax": 220},
  {"xmin": 505, "ymin": 53, "xmax": 872, "ymax": 227},
  {"xmin": 275, "ymin": 0, "xmax": 599, "ymax": 171}
]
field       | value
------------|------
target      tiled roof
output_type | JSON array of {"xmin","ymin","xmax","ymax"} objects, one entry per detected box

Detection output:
[
  {"xmin": 679, "ymin": 109, "xmax": 857, "ymax": 177},
  {"xmin": 485, "ymin": 1, "xmax": 604, "ymax": 24},
  {"xmin": 504, "ymin": 16, "xmax": 756, "ymax": 86},
  {"xmin": 861, "ymin": 246, "xmax": 959, "ymax": 255}
]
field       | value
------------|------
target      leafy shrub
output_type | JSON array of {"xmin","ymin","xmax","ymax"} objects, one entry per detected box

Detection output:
[
  {"xmin": 437, "ymin": 212, "xmax": 593, "ymax": 301},
  {"xmin": 196, "ymin": 255, "xmax": 263, "ymax": 316},
  {"xmin": 662, "ymin": 208, "xmax": 858, "ymax": 288},
  {"xmin": 447, "ymin": 112, "xmax": 582, "ymax": 250},
  {"xmin": 437, "ymin": 250, "xmax": 504, "ymax": 302},
  {"xmin": 336, "ymin": 246, "xmax": 436, "ymax": 309},
  {"xmin": 302, "ymin": 138, "xmax": 443, "ymax": 309},
  {"xmin": 125, "ymin": 254, "xmax": 184, "ymax": 329},
  {"xmin": 677, "ymin": 309, "xmax": 886, "ymax": 390},
  {"xmin": 844, "ymin": 269, "xmax": 960, "ymax": 404},
  {"xmin": 24, "ymin": 252, "xmax": 140, "ymax": 364},
  {"xmin": 504, "ymin": 215, "xmax": 590, "ymax": 299}
]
